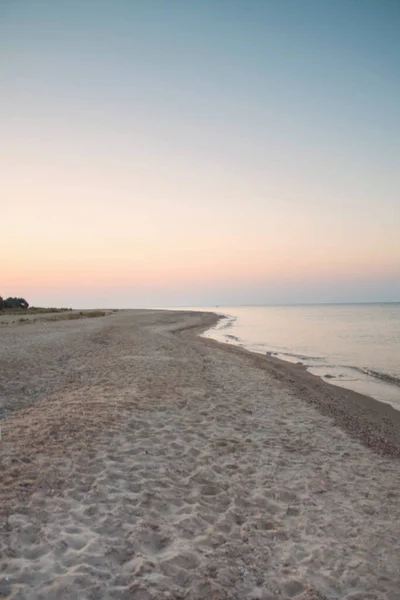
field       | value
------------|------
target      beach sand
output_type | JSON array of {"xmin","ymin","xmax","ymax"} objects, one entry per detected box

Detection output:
[{"xmin": 1, "ymin": 310, "xmax": 399, "ymax": 599}]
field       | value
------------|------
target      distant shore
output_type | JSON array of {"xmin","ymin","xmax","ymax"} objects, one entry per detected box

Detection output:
[{"xmin": 1, "ymin": 309, "xmax": 399, "ymax": 598}]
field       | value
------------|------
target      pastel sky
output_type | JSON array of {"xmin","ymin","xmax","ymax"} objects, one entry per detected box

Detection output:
[{"xmin": 1, "ymin": 0, "xmax": 399, "ymax": 307}]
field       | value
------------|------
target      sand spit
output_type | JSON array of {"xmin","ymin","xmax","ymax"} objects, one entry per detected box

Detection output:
[{"xmin": 0, "ymin": 310, "xmax": 399, "ymax": 599}]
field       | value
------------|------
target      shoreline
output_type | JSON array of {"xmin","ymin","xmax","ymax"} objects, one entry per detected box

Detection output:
[
  {"xmin": 183, "ymin": 312, "xmax": 400, "ymax": 458},
  {"xmin": 197, "ymin": 307, "xmax": 400, "ymax": 411}
]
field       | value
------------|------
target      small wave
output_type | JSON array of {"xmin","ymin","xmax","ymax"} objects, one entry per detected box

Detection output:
[
  {"xmin": 278, "ymin": 351, "xmax": 325, "ymax": 361},
  {"xmin": 351, "ymin": 366, "xmax": 400, "ymax": 388},
  {"xmin": 216, "ymin": 315, "xmax": 237, "ymax": 330}
]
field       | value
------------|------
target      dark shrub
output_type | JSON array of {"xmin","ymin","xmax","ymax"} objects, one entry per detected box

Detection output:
[{"xmin": 3, "ymin": 297, "xmax": 29, "ymax": 310}]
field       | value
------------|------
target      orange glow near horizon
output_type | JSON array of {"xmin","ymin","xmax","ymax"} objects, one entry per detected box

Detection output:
[
  {"xmin": 3, "ymin": 238, "xmax": 399, "ymax": 295},
  {"xmin": 3, "ymin": 169, "xmax": 399, "ymax": 294}
]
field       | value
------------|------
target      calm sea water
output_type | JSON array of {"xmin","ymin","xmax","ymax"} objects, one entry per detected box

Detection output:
[{"xmin": 192, "ymin": 304, "xmax": 400, "ymax": 410}]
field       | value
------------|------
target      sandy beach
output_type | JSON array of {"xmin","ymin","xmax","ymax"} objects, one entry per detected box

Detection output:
[{"xmin": 1, "ymin": 309, "xmax": 400, "ymax": 600}]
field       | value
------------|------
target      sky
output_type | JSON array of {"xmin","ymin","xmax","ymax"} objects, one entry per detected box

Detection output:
[{"xmin": 1, "ymin": 0, "xmax": 399, "ymax": 307}]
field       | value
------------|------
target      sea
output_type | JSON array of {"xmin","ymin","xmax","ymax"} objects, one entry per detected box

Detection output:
[{"xmin": 187, "ymin": 304, "xmax": 400, "ymax": 411}]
